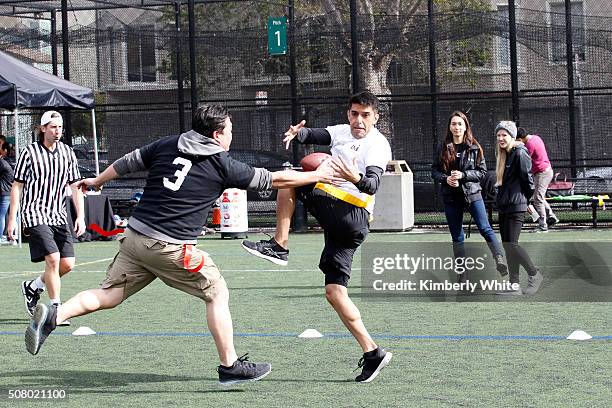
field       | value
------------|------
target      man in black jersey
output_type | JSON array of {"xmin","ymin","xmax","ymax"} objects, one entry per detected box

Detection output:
[{"xmin": 24, "ymin": 105, "xmax": 341, "ymax": 386}]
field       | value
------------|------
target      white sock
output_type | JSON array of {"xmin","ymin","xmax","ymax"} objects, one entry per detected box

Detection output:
[
  {"xmin": 31, "ymin": 277, "xmax": 46, "ymax": 292},
  {"xmin": 50, "ymin": 298, "xmax": 60, "ymax": 305}
]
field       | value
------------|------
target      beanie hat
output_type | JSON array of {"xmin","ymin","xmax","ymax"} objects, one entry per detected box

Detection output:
[{"xmin": 495, "ymin": 121, "xmax": 517, "ymax": 139}]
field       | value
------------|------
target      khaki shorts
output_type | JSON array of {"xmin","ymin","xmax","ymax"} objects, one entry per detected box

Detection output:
[{"xmin": 101, "ymin": 228, "xmax": 226, "ymax": 302}]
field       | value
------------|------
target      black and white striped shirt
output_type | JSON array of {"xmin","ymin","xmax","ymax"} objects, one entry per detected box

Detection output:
[{"xmin": 14, "ymin": 141, "xmax": 81, "ymax": 228}]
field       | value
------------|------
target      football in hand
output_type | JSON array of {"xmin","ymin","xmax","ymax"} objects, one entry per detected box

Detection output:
[{"xmin": 300, "ymin": 152, "xmax": 331, "ymax": 171}]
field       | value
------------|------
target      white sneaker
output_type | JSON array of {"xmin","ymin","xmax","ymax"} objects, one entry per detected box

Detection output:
[{"xmin": 524, "ymin": 271, "xmax": 543, "ymax": 295}]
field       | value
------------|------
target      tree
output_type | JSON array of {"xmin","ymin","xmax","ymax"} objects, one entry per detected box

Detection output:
[
  {"xmin": 158, "ymin": 0, "xmax": 493, "ymax": 141},
  {"xmin": 316, "ymin": 0, "xmax": 493, "ymax": 140}
]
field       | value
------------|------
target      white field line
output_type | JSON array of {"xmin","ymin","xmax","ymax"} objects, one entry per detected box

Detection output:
[{"xmin": 0, "ymin": 257, "xmax": 115, "ymax": 279}]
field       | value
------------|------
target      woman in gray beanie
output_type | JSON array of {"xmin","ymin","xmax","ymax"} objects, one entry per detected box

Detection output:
[{"xmin": 495, "ymin": 121, "xmax": 542, "ymax": 295}]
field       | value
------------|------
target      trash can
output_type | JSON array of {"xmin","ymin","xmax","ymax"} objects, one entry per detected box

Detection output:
[
  {"xmin": 370, "ymin": 160, "xmax": 414, "ymax": 231},
  {"xmin": 220, "ymin": 188, "xmax": 248, "ymax": 239}
]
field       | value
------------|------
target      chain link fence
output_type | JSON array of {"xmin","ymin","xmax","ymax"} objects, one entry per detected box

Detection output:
[{"xmin": 1, "ymin": 0, "xmax": 611, "ymax": 226}]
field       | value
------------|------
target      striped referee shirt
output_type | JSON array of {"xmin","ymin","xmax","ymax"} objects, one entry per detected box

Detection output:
[{"xmin": 13, "ymin": 141, "xmax": 81, "ymax": 228}]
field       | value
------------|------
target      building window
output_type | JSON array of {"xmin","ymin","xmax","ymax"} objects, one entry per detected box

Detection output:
[
  {"xmin": 497, "ymin": 5, "xmax": 511, "ymax": 68},
  {"xmin": 387, "ymin": 58, "xmax": 403, "ymax": 85},
  {"xmin": 550, "ymin": 1, "xmax": 585, "ymax": 63},
  {"xmin": 308, "ymin": 34, "xmax": 330, "ymax": 74},
  {"xmin": 127, "ymin": 25, "xmax": 156, "ymax": 82}
]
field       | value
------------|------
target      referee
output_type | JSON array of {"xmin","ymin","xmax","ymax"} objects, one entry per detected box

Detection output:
[{"xmin": 7, "ymin": 111, "xmax": 85, "ymax": 319}]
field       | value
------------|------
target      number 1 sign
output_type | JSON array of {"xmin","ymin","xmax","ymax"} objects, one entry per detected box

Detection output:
[{"xmin": 267, "ymin": 17, "xmax": 287, "ymax": 56}]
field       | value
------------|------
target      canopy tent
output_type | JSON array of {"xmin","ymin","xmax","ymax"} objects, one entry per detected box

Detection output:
[
  {"xmin": 0, "ymin": 49, "xmax": 94, "ymax": 110},
  {"xmin": 0, "ymin": 49, "xmax": 99, "ymax": 245},
  {"xmin": 0, "ymin": 49, "xmax": 99, "ymax": 172}
]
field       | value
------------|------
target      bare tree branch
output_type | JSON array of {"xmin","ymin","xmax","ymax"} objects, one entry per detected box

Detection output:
[{"xmin": 319, "ymin": 0, "xmax": 351, "ymax": 54}]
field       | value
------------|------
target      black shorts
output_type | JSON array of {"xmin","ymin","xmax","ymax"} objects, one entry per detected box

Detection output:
[
  {"xmin": 296, "ymin": 184, "xmax": 369, "ymax": 287},
  {"xmin": 25, "ymin": 224, "xmax": 75, "ymax": 263}
]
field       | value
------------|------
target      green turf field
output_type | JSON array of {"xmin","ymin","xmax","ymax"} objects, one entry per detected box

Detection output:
[{"xmin": 1, "ymin": 229, "xmax": 610, "ymax": 407}]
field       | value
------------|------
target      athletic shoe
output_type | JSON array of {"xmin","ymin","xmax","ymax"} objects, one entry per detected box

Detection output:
[
  {"xmin": 57, "ymin": 319, "xmax": 71, "ymax": 327},
  {"xmin": 524, "ymin": 271, "xmax": 543, "ymax": 295},
  {"xmin": 533, "ymin": 223, "xmax": 548, "ymax": 233},
  {"xmin": 241, "ymin": 238, "xmax": 289, "ymax": 266},
  {"xmin": 494, "ymin": 254, "xmax": 508, "ymax": 276},
  {"xmin": 21, "ymin": 280, "xmax": 42, "ymax": 317},
  {"xmin": 50, "ymin": 303, "xmax": 70, "ymax": 326},
  {"xmin": 355, "ymin": 348, "xmax": 393, "ymax": 383},
  {"xmin": 217, "ymin": 353, "xmax": 272, "ymax": 386},
  {"xmin": 25, "ymin": 303, "xmax": 57, "ymax": 355},
  {"xmin": 496, "ymin": 285, "xmax": 523, "ymax": 296},
  {"xmin": 547, "ymin": 214, "xmax": 559, "ymax": 227}
]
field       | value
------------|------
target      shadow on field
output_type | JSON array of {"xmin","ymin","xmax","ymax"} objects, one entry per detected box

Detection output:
[
  {"xmin": 233, "ymin": 286, "xmax": 371, "ymax": 292},
  {"xmin": 232, "ymin": 285, "xmax": 322, "ymax": 291},
  {"xmin": 0, "ymin": 318, "xmax": 30, "ymax": 325},
  {"xmin": 2, "ymin": 370, "xmax": 241, "ymax": 393}
]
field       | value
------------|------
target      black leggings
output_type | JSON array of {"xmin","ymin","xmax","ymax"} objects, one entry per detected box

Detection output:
[{"xmin": 498, "ymin": 212, "xmax": 538, "ymax": 283}]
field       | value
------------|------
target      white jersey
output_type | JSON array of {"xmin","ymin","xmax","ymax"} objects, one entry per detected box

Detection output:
[{"xmin": 323, "ymin": 124, "xmax": 392, "ymax": 213}]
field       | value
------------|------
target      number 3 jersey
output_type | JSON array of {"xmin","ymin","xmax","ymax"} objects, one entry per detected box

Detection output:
[{"xmin": 118, "ymin": 130, "xmax": 269, "ymax": 244}]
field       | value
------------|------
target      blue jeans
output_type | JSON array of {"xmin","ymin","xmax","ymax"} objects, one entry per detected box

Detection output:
[
  {"xmin": 444, "ymin": 199, "xmax": 503, "ymax": 259},
  {"xmin": 0, "ymin": 195, "xmax": 9, "ymax": 236}
]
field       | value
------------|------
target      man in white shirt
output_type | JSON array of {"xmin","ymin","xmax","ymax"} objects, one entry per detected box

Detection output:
[{"xmin": 242, "ymin": 91, "xmax": 393, "ymax": 383}]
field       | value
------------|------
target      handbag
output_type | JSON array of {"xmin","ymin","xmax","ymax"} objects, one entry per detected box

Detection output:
[{"xmin": 546, "ymin": 172, "xmax": 575, "ymax": 197}]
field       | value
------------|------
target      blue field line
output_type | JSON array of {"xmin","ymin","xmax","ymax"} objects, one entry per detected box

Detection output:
[{"xmin": 1, "ymin": 330, "xmax": 611, "ymax": 341}]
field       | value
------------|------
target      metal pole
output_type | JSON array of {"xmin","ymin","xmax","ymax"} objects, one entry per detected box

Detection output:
[
  {"xmin": 61, "ymin": 0, "xmax": 69, "ymax": 81},
  {"xmin": 508, "ymin": 0, "xmax": 520, "ymax": 124},
  {"xmin": 349, "ymin": 0, "xmax": 360, "ymax": 93},
  {"xmin": 288, "ymin": 0, "xmax": 298, "ymax": 164},
  {"xmin": 94, "ymin": 9, "xmax": 101, "ymax": 89},
  {"xmin": 14, "ymin": 108, "xmax": 21, "ymax": 247},
  {"xmin": 428, "ymin": 0, "xmax": 438, "ymax": 155},
  {"xmin": 565, "ymin": 0, "xmax": 577, "ymax": 179},
  {"xmin": 187, "ymin": 0, "xmax": 198, "ymax": 113},
  {"xmin": 175, "ymin": 1, "xmax": 185, "ymax": 133},
  {"xmin": 91, "ymin": 109, "xmax": 100, "ymax": 175},
  {"xmin": 287, "ymin": 0, "xmax": 306, "ymax": 232},
  {"xmin": 51, "ymin": 9, "xmax": 58, "ymax": 76},
  {"xmin": 61, "ymin": 0, "xmax": 72, "ymax": 146}
]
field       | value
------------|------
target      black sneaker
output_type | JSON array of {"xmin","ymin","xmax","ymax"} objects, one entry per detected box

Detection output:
[
  {"xmin": 25, "ymin": 303, "xmax": 57, "ymax": 355},
  {"xmin": 217, "ymin": 353, "xmax": 272, "ymax": 386},
  {"xmin": 494, "ymin": 254, "xmax": 508, "ymax": 276},
  {"xmin": 354, "ymin": 348, "xmax": 393, "ymax": 383},
  {"xmin": 241, "ymin": 238, "xmax": 289, "ymax": 266},
  {"xmin": 21, "ymin": 280, "xmax": 42, "ymax": 317},
  {"xmin": 547, "ymin": 215, "xmax": 559, "ymax": 227}
]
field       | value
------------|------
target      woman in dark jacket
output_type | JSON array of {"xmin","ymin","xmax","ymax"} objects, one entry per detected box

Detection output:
[
  {"xmin": 432, "ymin": 111, "xmax": 507, "ymax": 282},
  {"xmin": 494, "ymin": 121, "xmax": 541, "ymax": 295},
  {"xmin": 0, "ymin": 141, "xmax": 14, "ymax": 241}
]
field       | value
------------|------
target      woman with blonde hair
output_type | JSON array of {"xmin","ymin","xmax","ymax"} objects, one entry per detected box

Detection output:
[
  {"xmin": 494, "ymin": 121, "xmax": 542, "ymax": 295},
  {"xmin": 432, "ymin": 111, "xmax": 507, "ymax": 283}
]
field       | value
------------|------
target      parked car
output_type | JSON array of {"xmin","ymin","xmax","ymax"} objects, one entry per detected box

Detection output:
[
  {"xmin": 73, "ymin": 144, "xmax": 109, "ymax": 173},
  {"xmin": 573, "ymin": 167, "xmax": 612, "ymax": 195},
  {"xmin": 228, "ymin": 149, "xmax": 290, "ymax": 201}
]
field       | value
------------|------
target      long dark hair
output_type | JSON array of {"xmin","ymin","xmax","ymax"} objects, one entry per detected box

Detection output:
[{"xmin": 439, "ymin": 111, "xmax": 484, "ymax": 173}]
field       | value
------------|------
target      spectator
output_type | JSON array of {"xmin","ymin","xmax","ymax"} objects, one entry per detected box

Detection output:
[
  {"xmin": 495, "ymin": 121, "xmax": 542, "ymax": 295},
  {"xmin": 0, "ymin": 141, "xmax": 14, "ymax": 242},
  {"xmin": 516, "ymin": 127, "xmax": 559, "ymax": 232}
]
